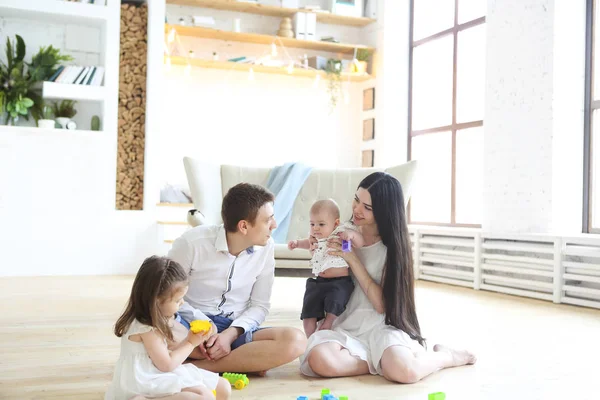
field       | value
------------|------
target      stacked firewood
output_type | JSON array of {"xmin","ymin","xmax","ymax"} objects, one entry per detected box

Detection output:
[{"xmin": 116, "ymin": 3, "xmax": 147, "ymax": 210}]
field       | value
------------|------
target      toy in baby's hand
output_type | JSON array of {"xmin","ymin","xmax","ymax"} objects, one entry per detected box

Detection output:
[{"xmin": 189, "ymin": 320, "xmax": 212, "ymax": 334}]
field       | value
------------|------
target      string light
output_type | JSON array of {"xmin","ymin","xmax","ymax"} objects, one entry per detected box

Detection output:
[
  {"xmin": 287, "ymin": 61, "xmax": 294, "ymax": 74},
  {"xmin": 248, "ymin": 67, "xmax": 255, "ymax": 81},
  {"xmin": 167, "ymin": 28, "xmax": 176, "ymax": 44},
  {"xmin": 166, "ymin": 56, "xmax": 172, "ymax": 71},
  {"xmin": 184, "ymin": 64, "xmax": 191, "ymax": 76},
  {"xmin": 313, "ymin": 74, "xmax": 320, "ymax": 88},
  {"xmin": 271, "ymin": 43, "xmax": 278, "ymax": 57}
]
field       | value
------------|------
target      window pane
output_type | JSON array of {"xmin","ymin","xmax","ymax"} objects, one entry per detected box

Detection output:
[
  {"xmin": 413, "ymin": 0, "xmax": 455, "ymax": 41},
  {"xmin": 456, "ymin": 127, "xmax": 483, "ymax": 224},
  {"xmin": 458, "ymin": 0, "xmax": 486, "ymax": 24},
  {"xmin": 593, "ymin": 111, "xmax": 600, "ymax": 229},
  {"xmin": 594, "ymin": 1, "xmax": 600, "ymax": 99},
  {"xmin": 410, "ymin": 132, "xmax": 452, "ymax": 223},
  {"xmin": 412, "ymin": 35, "xmax": 454, "ymax": 130},
  {"xmin": 456, "ymin": 24, "xmax": 486, "ymax": 124}
]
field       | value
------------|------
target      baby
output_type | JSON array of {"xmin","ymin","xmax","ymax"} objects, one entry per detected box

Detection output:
[{"xmin": 288, "ymin": 199, "xmax": 364, "ymax": 337}]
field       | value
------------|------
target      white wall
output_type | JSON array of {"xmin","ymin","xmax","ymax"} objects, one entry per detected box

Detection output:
[
  {"xmin": 158, "ymin": 2, "xmax": 380, "ymax": 186},
  {"xmin": 483, "ymin": 0, "xmax": 587, "ymax": 234}
]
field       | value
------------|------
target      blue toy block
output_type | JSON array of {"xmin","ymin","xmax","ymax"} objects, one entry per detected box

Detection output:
[
  {"xmin": 296, "ymin": 397, "xmax": 309, "ymax": 400},
  {"xmin": 342, "ymin": 240, "xmax": 351, "ymax": 252},
  {"xmin": 323, "ymin": 395, "xmax": 338, "ymax": 400}
]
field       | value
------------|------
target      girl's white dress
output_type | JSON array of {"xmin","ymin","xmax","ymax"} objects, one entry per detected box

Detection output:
[
  {"xmin": 310, "ymin": 221, "xmax": 360, "ymax": 275},
  {"xmin": 105, "ymin": 319, "xmax": 219, "ymax": 400},
  {"xmin": 300, "ymin": 241, "xmax": 426, "ymax": 376}
]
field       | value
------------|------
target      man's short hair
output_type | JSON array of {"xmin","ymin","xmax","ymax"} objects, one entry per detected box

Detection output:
[{"xmin": 221, "ymin": 183, "xmax": 275, "ymax": 232}]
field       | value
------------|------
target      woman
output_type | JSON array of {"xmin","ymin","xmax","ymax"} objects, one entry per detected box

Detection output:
[{"xmin": 299, "ymin": 172, "xmax": 476, "ymax": 383}]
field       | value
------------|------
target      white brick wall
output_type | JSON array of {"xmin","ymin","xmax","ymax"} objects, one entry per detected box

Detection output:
[
  {"xmin": 484, "ymin": 0, "xmax": 556, "ymax": 233},
  {"xmin": 0, "ymin": 17, "xmax": 101, "ymax": 67}
]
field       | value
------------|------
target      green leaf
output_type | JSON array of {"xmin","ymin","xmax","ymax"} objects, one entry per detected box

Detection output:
[
  {"xmin": 15, "ymin": 35, "xmax": 25, "ymax": 63},
  {"xmin": 22, "ymin": 97, "xmax": 33, "ymax": 107},
  {"xmin": 6, "ymin": 37, "xmax": 13, "ymax": 67}
]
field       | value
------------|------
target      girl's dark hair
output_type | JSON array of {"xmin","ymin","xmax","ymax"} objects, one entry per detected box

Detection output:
[
  {"xmin": 114, "ymin": 256, "xmax": 188, "ymax": 341},
  {"xmin": 358, "ymin": 172, "xmax": 425, "ymax": 347}
]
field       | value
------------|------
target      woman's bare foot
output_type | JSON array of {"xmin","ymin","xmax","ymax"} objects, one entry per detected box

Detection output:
[
  {"xmin": 433, "ymin": 344, "xmax": 477, "ymax": 367},
  {"xmin": 130, "ymin": 396, "xmax": 148, "ymax": 400}
]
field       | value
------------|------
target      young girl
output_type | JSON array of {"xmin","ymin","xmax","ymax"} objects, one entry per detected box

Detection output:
[{"xmin": 105, "ymin": 256, "xmax": 231, "ymax": 400}]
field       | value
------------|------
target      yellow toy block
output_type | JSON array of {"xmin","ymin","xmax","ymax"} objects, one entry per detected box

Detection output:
[{"xmin": 189, "ymin": 320, "xmax": 212, "ymax": 334}]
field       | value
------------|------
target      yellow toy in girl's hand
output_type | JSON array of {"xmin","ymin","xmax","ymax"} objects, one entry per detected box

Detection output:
[{"xmin": 190, "ymin": 320, "xmax": 212, "ymax": 334}]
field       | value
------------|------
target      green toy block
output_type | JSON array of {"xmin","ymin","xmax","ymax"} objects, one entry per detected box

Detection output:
[
  {"xmin": 222, "ymin": 372, "xmax": 249, "ymax": 389},
  {"xmin": 321, "ymin": 388, "xmax": 330, "ymax": 399},
  {"xmin": 339, "ymin": 396, "xmax": 349, "ymax": 400},
  {"xmin": 428, "ymin": 392, "xmax": 446, "ymax": 400}
]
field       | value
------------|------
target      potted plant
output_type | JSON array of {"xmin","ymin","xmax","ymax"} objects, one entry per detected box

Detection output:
[
  {"xmin": 52, "ymin": 100, "xmax": 77, "ymax": 129},
  {"xmin": 325, "ymin": 58, "xmax": 342, "ymax": 112},
  {"xmin": 0, "ymin": 35, "xmax": 71, "ymax": 125},
  {"xmin": 353, "ymin": 48, "xmax": 371, "ymax": 74},
  {"xmin": 37, "ymin": 101, "xmax": 55, "ymax": 129}
]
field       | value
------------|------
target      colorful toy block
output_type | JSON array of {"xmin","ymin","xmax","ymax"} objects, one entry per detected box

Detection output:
[
  {"xmin": 342, "ymin": 239, "xmax": 352, "ymax": 252},
  {"xmin": 296, "ymin": 397, "xmax": 309, "ymax": 400},
  {"xmin": 189, "ymin": 320, "xmax": 212, "ymax": 334},
  {"xmin": 428, "ymin": 392, "xmax": 446, "ymax": 400},
  {"xmin": 321, "ymin": 388, "xmax": 331, "ymax": 399},
  {"xmin": 339, "ymin": 397, "xmax": 348, "ymax": 400},
  {"xmin": 222, "ymin": 372, "xmax": 249, "ymax": 390},
  {"xmin": 323, "ymin": 395, "xmax": 338, "ymax": 400}
]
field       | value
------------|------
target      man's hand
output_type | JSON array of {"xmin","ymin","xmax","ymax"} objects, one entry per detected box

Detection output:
[{"xmin": 205, "ymin": 326, "xmax": 242, "ymax": 360}]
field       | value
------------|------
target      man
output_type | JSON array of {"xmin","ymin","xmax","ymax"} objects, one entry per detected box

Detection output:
[{"xmin": 168, "ymin": 182, "xmax": 306, "ymax": 374}]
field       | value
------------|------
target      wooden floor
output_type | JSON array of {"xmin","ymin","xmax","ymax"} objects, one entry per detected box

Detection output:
[{"xmin": 1, "ymin": 276, "xmax": 599, "ymax": 400}]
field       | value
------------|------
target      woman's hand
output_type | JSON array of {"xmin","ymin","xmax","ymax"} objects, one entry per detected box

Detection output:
[
  {"xmin": 309, "ymin": 235, "xmax": 318, "ymax": 254},
  {"xmin": 326, "ymin": 235, "xmax": 358, "ymax": 264}
]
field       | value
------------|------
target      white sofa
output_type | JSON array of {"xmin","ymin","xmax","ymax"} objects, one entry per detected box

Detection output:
[{"xmin": 183, "ymin": 157, "xmax": 419, "ymax": 269}]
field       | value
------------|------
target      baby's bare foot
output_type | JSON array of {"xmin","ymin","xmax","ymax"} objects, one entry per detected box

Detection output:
[{"xmin": 433, "ymin": 344, "xmax": 477, "ymax": 367}]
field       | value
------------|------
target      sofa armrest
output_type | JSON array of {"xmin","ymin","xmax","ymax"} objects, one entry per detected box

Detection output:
[{"xmin": 183, "ymin": 157, "xmax": 224, "ymax": 225}]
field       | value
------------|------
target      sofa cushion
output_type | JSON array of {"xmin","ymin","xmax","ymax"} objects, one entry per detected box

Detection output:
[{"xmin": 274, "ymin": 244, "xmax": 311, "ymax": 260}]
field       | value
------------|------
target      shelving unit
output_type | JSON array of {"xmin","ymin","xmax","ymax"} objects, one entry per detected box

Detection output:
[
  {"xmin": 42, "ymin": 82, "xmax": 107, "ymax": 102},
  {"xmin": 168, "ymin": 56, "xmax": 373, "ymax": 81},
  {"xmin": 0, "ymin": 0, "xmax": 120, "ymax": 134},
  {"xmin": 166, "ymin": 24, "xmax": 373, "ymax": 54},
  {"xmin": 166, "ymin": 0, "xmax": 376, "ymax": 27},
  {"xmin": 0, "ymin": 0, "xmax": 110, "ymax": 27},
  {"xmin": 0, "ymin": 125, "xmax": 105, "ymax": 136}
]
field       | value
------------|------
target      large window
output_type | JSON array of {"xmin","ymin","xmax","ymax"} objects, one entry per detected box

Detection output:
[
  {"xmin": 585, "ymin": 0, "xmax": 600, "ymax": 232},
  {"xmin": 408, "ymin": 0, "xmax": 486, "ymax": 226}
]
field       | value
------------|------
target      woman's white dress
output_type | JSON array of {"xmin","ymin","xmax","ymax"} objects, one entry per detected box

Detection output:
[
  {"xmin": 105, "ymin": 319, "xmax": 219, "ymax": 399},
  {"xmin": 299, "ymin": 241, "xmax": 425, "ymax": 376}
]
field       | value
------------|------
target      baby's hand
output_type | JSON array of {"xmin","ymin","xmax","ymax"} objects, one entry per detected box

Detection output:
[{"xmin": 288, "ymin": 240, "xmax": 298, "ymax": 250}]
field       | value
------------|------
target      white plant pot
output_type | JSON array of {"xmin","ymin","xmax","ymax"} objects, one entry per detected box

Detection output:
[
  {"xmin": 38, "ymin": 119, "xmax": 56, "ymax": 129},
  {"xmin": 55, "ymin": 117, "xmax": 70, "ymax": 129}
]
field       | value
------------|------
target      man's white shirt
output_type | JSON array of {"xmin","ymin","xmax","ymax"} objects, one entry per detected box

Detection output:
[{"xmin": 167, "ymin": 224, "xmax": 275, "ymax": 333}]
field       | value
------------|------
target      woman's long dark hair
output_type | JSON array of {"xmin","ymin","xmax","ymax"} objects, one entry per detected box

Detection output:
[
  {"xmin": 114, "ymin": 256, "xmax": 188, "ymax": 341},
  {"xmin": 358, "ymin": 172, "xmax": 425, "ymax": 347}
]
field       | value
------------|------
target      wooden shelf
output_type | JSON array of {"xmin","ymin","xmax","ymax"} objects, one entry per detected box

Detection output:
[
  {"xmin": 166, "ymin": 0, "xmax": 376, "ymax": 27},
  {"xmin": 42, "ymin": 82, "xmax": 107, "ymax": 102},
  {"xmin": 166, "ymin": 24, "xmax": 374, "ymax": 54},
  {"xmin": 0, "ymin": 0, "xmax": 111, "ymax": 27},
  {"xmin": 167, "ymin": 56, "xmax": 374, "ymax": 82},
  {"xmin": 0, "ymin": 125, "xmax": 104, "ymax": 136}
]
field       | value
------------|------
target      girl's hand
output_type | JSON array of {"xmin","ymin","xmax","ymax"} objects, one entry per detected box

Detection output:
[
  {"xmin": 186, "ymin": 329, "xmax": 211, "ymax": 347},
  {"xmin": 327, "ymin": 235, "xmax": 357, "ymax": 263}
]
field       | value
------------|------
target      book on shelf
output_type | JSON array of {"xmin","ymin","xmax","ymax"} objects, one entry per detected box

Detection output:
[{"xmin": 49, "ymin": 65, "xmax": 105, "ymax": 86}]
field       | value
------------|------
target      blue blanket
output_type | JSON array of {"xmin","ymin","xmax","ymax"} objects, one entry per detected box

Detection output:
[{"xmin": 266, "ymin": 162, "xmax": 313, "ymax": 243}]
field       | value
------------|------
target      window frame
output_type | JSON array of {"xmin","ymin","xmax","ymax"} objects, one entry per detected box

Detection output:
[
  {"xmin": 408, "ymin": 0, "xmax": 485, "ymax": 227},
  {"xmin": 584, "ymin": 0, "xmax": 598, "ymax": 233}
]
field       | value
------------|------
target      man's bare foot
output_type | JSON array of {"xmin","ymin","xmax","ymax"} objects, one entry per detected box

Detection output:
[{"xmin": 433, "ymin": 344, "xmax": 477, "ymax": 367}]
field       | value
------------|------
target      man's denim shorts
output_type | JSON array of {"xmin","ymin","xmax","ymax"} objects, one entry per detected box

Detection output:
[{"xmin": 175, "ymin": 313, "xmax": 262, "ymax": 350}]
